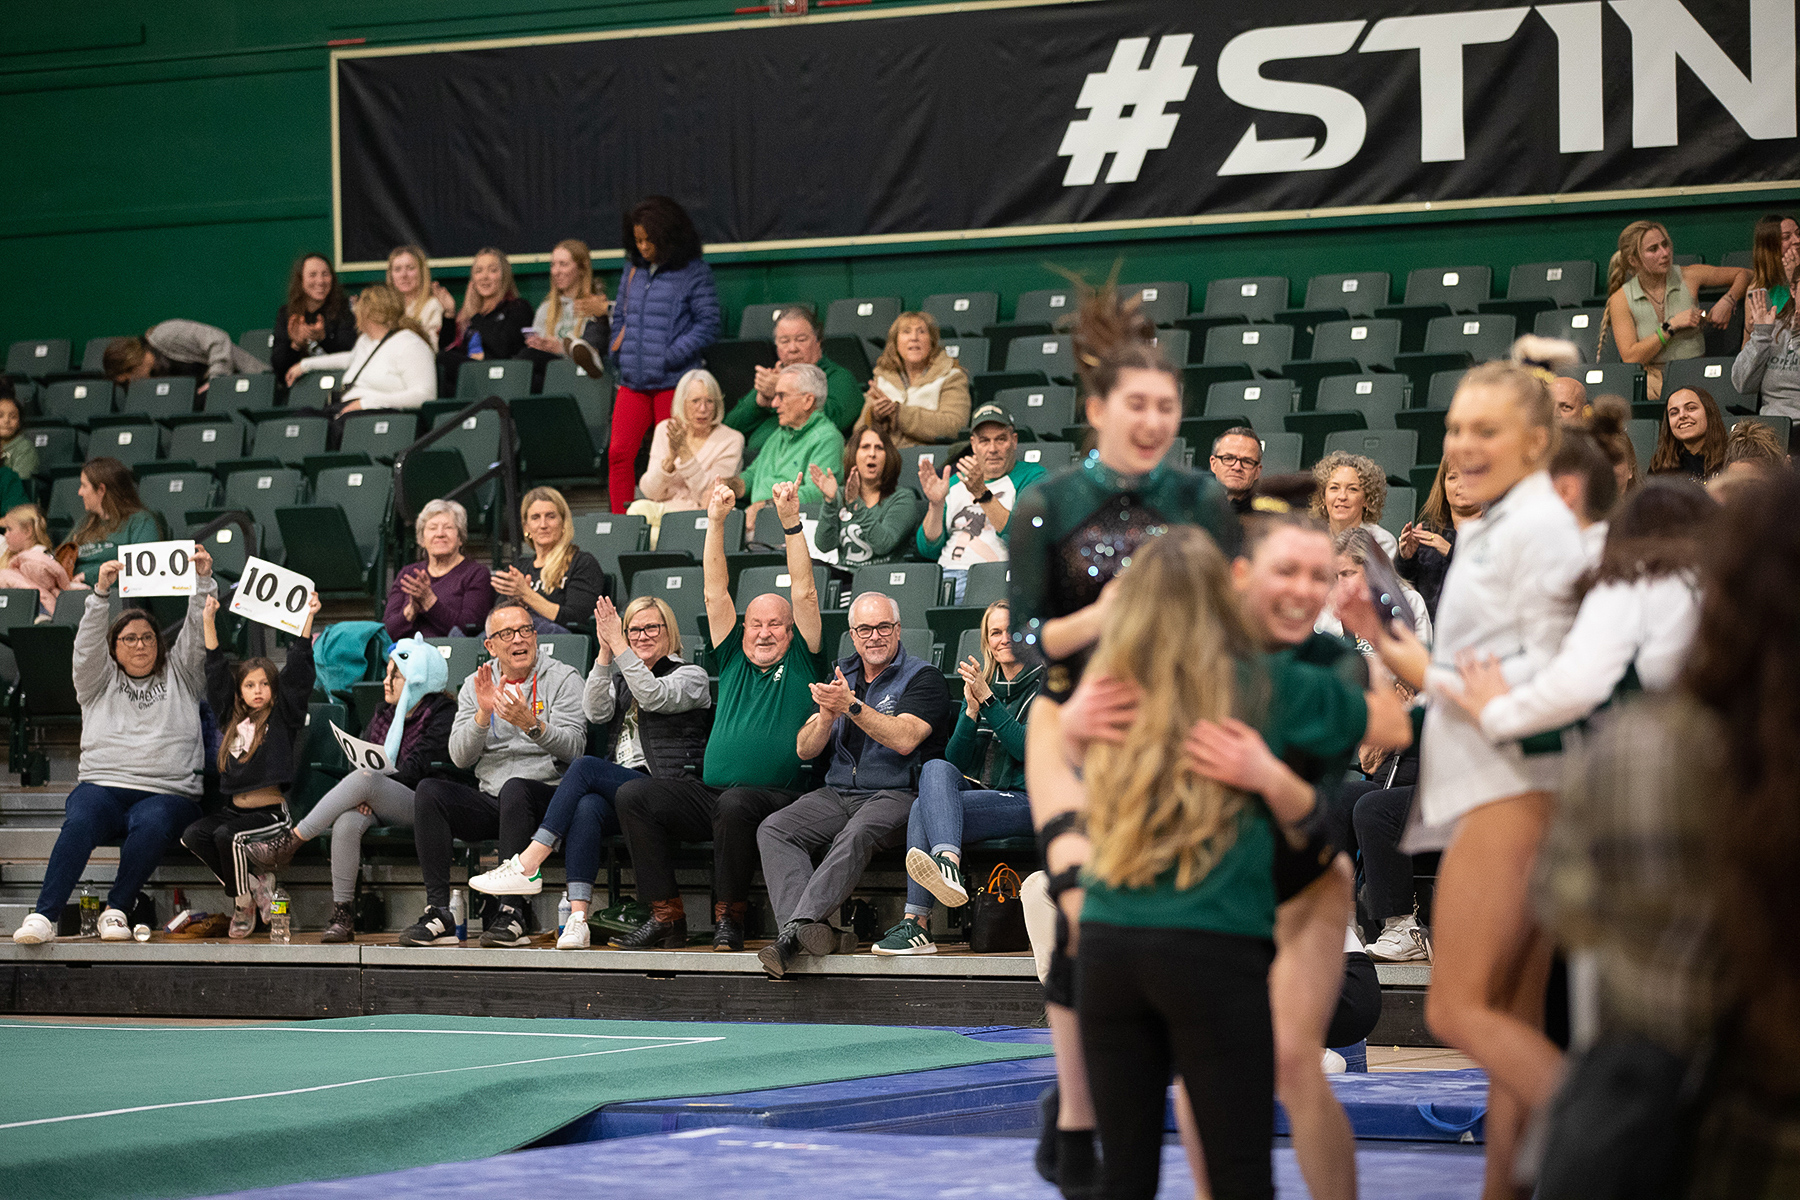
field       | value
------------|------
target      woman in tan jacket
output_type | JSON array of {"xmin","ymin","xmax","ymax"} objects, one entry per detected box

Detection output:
[{"xmin": 857, "ymin": 311, "xmax": 972, "ymax": 448}]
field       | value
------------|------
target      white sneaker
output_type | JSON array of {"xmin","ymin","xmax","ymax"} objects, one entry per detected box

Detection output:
[
  {"xmin": 556, "ymin": 919, "xmax": 590, "ymax": 950},
  {"xmin": 98, "ymin": 908, "xmax": 131, "ymax": 941},
  {"xmin": 12, "ymin": 913, "xmax": 55, "ymax": 944},
  {"xmin": 470, "ymin": 854, "xmax": 544, "ymax": 896},
  {"xmin": 1367, "ymin": 916, "xmax": 1430, "ymax": 963},
  {"xmin": 1322, "ymin": 1048, "xmax": 1348, "ymax": 1075}
]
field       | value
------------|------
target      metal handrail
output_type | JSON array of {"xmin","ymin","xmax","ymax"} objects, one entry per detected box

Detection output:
[{"xmin": 392, "ymin": 394, "xmax": 522, "ymax": 566}]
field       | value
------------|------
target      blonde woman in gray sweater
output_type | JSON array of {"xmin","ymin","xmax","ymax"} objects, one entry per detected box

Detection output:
[{"xmin": 11, "ymin": 546, "xmax": 215, "ymax": 944}]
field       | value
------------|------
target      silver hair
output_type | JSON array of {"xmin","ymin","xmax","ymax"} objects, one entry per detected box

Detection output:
[
  {"xmin": 415, "ymin": 497, "xmax": 469, "ymax": 548},
  {"xmin": 673, "ymin": 368, "xmax": 724, "ymax": 420},
  {"xmin": 848, "ymin": 590, "xmax": 902, "ymax": 622},
  {"xmin": 778, "ymin": 362, "xmax": 828, "ymax": 410}
]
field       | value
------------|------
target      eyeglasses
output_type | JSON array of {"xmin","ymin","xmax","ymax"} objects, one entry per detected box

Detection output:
[
  {"xmin": 626, "ymin": 622, "xmax": 666, "ymax": 639},
  {"xmin": 851, "ymin": 621, "xmax": 898, "ymax": 640},
  {"xmin": 486, "ymin": 626, "xmax": 537, "ymax": 644},
  {"xmin": 1211, "ymin": 453, "xmax": 1262, "ymax": 469},
  {"xmin": 116, "ymin": 633, "xmax": 157, "ymax": 647}
]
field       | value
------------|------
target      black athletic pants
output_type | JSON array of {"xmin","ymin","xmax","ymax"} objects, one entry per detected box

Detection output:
[
  {"xmin": 413, "ymin": 778, "xmax": 556, "ymax": 908},
  {"xmin": 1078, "ymin": 922, "xmax": 1277, "ymax": 1200},
  {"xmin": 613, "ymin": 777, "xmax": 797, "ymax": 904},
  {"xmin": 180, "ymin": 803, "xmax": 291, "ymax": 899}
]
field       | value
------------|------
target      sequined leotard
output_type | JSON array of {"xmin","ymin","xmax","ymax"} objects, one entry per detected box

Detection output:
[{"xmin": 1008, "ymin": 454, "xmax": 1241, "ymax": 700}]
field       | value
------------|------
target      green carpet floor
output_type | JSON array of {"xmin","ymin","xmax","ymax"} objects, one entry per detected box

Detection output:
[{"xmin": 0, "ymin": 1016, "xmax": 1051, "ymax": 1200}]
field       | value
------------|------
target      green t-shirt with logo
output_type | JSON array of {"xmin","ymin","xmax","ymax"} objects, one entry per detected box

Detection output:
[{"xmin": 703, "ymin": 628, "xmax": 825, "ymax": 789}]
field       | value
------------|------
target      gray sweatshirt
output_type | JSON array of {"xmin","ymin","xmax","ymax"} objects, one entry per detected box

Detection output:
[
  {"xmin": 448, "ymin": 648, "xmax": 585, "ymax": 795},
  {"xmin": 1732, "ymin": 321, "xmax": 1800, "ymax": 419},
  {"xmin": 74, "ymin": 578, "xmax": 215, "ymax": 796},
  {"xmin": 147, "ymin": 319, "xmax": 270, "ymax": 380},
  {"xmin": 583, "ymin": 649, "xmax": 712, "ymax": 722}
]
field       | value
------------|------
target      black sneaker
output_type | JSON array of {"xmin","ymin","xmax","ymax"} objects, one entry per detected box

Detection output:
[
  {"xmin": 397, "ymin": 905, "xmax": 459, "ymax": 946},
  {"xmin": 479, "ymin": 905, "xmax": 532, "ymax": 948}
]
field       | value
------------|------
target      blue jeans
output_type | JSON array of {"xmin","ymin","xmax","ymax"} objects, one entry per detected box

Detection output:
[
  {"xmin": 904, "ymin": 758, "xmax": 1031, "ymax": 914},
  {"xmin": 531, "ymin": 756, "xmax": 645, "ymax": 902},
  {"xmin": 943, "ymin": 568, "xmax": 968, "ymax": 605},
  {"xmin": 37, "ymin": 783, "xmax": 202, "ymax": 919}
]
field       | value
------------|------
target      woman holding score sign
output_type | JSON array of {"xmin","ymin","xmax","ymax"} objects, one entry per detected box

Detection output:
[{"xmin": 180, "ymin": 589, "xmax": 319, "ymax": 938}]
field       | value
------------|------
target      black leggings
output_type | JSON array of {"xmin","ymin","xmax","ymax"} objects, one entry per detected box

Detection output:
[
  {"xmin": 1077, "ymin": 922, "xmax": 1276, "ymax": 1200},
  {"xmin": 180, "ymin": 803, "xmax": 290, "ymax": 899}
]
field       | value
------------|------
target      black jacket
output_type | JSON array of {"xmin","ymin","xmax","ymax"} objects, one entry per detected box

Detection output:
[
  {"xmin": 599, "ymin": 656, "xmax": 712, "ymax": 780},
  {"xmin": 270, "ymin": 301, "xmax": 358, "ymax": 393},
  {"xmin": 206, "ymin": 638, "xmax": 316, "ymax": 800},
  {"xmin": 1397, "ymin": 528, "xmax": 1455, "ymax": 621},
  {"xmin": 437, "ymin": 297, "xmax": 534, "ymax": 394},
  {"xmin": 517, "ymin": 549, "xmax": 609, "ymax": 630},
  {"xmin": 360, "ymin": 692, "xmax": 457, "ymax": 790}
]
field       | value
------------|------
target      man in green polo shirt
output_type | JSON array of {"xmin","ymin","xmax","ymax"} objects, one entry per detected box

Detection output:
[
  {"xmin": 724, "ymin": 307, "xmax": 863, "ymax": 458},
  {"xmin": 610, "ymin": 478, "xmax": 824, "ymax": 952}
]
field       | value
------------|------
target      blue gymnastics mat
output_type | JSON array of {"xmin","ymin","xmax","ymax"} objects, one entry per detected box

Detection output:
[{"xmin": 203, "ymin": 1128, "xmax": 1486, "ymax": 1200}]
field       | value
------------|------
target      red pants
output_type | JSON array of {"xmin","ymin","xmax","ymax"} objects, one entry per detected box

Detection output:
[{"xmin": 608, "ymin": 386, "xmax": 675, "ymax": 513}]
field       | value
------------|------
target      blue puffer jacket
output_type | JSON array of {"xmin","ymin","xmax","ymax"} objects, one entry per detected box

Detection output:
[{"xmin": 609, "ymin": 258, "xmax": 722, "ymax": 392}]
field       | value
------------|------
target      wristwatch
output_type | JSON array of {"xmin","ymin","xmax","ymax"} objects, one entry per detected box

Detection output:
[
  {"xmin": 973, "ymin": 487, "xmax": 994, "ymax": 505},
  {"xmin": 783, "ymin": 521, "xmax": 805, "ymax": 536},
  {"xmin": 848, "ymin": 700, "xmax": 864, "ymax": 716}
]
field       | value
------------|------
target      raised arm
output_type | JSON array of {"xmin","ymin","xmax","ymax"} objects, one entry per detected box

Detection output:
[
  {"xmin": 702, "ymin": 482, "xmax": 740, "ymax": 649},
  {"xmin": 168, "ymin": 548, "xmax": 218, "ymax": 698},
  {"xmin": 773, "ymin": 478, "xmax": 821, "ymax": 654}
]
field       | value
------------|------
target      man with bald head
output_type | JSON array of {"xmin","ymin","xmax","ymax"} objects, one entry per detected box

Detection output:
[
  {"xmin": 724, "ymin": 306, "xmax": 864, "ymax": 456},
  {"xmin": 609, "ymin": 479, "xmax": 825, "ymax": 951},
  {"xmin": 755, "ymin": 589, "xmax": 951, "ymax": 977},
  {"xmin": 1550, "ymin": 375, "xmax": 1588, "ymax": 424}
]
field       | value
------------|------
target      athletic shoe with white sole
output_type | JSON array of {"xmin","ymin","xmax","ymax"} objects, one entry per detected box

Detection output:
[
  {"xmin": 249, "ymin": 872, "xmax": 276, "ymax": 925},
  {"xmin": 229, "ymin": 902, "xmax": 255, "ymax": 939},
  {"xmin": 397, "ymin": 905, "xmax": 461, "ymax": 946},
  {"xmin": 872, "ymin": 915, "xmax": 937, "ymax": 955},
  {"xmin": 97, "ymin": 908, "xmax": 131, "ymax": 941},
  {"xmin": 480, "ymin": 906, "xmax": 533, "ymax": 948},
  {"xmin": 11, "ymin": 912, "xmax": 54, "ymax": 944},
  {"xmin": 1367, "ymin": 915, "xmax": 1430, "ymax": 963},
  {"xmin": 905, "ymin": 848, "xmax": 968, "ymax": 908},
  {"xmin": 469, "ymin": 853, "xmax": 544, "ymax": 896},
  {"xmin": 556, "ymin": 920, "xmax": 590, "ymax": 950},
  {"xmin": 1322, "ymin": 1048, "xmax": 1347, "ymax": 1074}
]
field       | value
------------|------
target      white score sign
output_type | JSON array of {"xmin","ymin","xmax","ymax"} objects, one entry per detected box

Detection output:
[
  {"xmin": 228, "ymin": 556, "xmax": 316, "ymax": 634},
  {"xmin": 330, "ymin": 722, "xmax": 393, "ymax": 773},
  {"xmin": 116, "ymin": 541, "xmax": 197, "ymax": 598}
]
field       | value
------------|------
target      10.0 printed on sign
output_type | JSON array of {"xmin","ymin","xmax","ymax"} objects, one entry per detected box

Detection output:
[
  {"xmin": 228, "ymin": 556, "xmax": 317, "ymax": 634},
  {"xmin": 115, "ymin": 541, "xmax": 198, "ymax": 598}
]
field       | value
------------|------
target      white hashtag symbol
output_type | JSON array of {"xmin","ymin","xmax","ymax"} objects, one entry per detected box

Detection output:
[{"xmin": 1057, "ymin": 35, "xmax": 1196, "ymax": 186}]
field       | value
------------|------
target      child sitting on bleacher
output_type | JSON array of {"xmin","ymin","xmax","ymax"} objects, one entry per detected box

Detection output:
[
  {"xmin": 179, "ymin": 591, "xmax": 319, "ymax": 938},
  {"xmin": 0, "ymin": 504, "xmax": 76, "ymax": 617}
]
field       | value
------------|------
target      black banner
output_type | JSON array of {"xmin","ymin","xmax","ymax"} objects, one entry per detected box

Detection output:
[{"xmin": 333, "ymin": 0, "xmax": 1798, "ymax": 266}]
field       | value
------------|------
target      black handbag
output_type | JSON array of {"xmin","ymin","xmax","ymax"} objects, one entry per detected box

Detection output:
[{"xmin": 968, "ymin": 864, "xmax": 1030, "ymax": 953}]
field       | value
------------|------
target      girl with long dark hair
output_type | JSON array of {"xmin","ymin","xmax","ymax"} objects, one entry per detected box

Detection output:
[{"xmin": 271, "ymin": 252, "xmax": 356, "ymax": 393}]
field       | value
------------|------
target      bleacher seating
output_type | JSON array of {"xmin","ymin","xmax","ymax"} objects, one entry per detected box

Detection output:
[
  {"xmin": 1204, "ymin": 277, "xmax": 1287, "ymax": 324},
  {"xmin": 921, "ymin": 292, "xmax": 998, "ymax": 338}
]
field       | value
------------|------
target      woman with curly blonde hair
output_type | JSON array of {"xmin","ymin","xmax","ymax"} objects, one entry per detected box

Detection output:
[{"xmin": 1310, "ymin": 449, "xmax": 1396, "ymax": 557}]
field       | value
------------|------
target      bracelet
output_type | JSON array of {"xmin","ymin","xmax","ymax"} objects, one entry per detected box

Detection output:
[
  {"xmin": 1045, "ymin": 865, "xmax": 1082, "ymax": 900},
  {"xmin": 1036, "ymin": 810, "xmax": 1086, "ymax": 864},
  {"xmin": 782, "ymin": 521, "xmax": 805, "ymax": 536},
  {"xmin": 1657, "ymin": 327, "xmax": 1670, "ymax": 345},
  {"xmin": 973, "ymin": 488, "xmax": 995, "ymax": 505}
]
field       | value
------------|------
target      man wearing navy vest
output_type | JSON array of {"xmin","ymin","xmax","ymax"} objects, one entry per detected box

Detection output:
[{"xmin": 756, "ymin": 591, "xmax": 950, "ymax": 977}]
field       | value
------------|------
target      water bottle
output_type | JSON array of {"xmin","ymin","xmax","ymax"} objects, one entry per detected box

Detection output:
[
  {"xmin": 78, "ymin": 885, "xmax": 100, "ymax": 937},
  {"xmin": 468, "ymin": 330, "xmax": 484, "ymax": 359},
  {"xmin": 269, "ymin": 887, "xmax": 291, "ymax": 944},
  {"xmin": 557, "ymin": 891, "xmax": 571, "ymax": 936},
  {"xmin": 450, "ymin": 889, "xmax": 467, "ymax": 942}
]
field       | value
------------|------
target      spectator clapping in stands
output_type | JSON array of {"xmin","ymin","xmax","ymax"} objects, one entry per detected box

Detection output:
[
  {"xmin": 491, "ymin": 486, "xmax": 608, "ymax": 634},
  {"xmin": 724, "ymin": 307, "xmax": 863, "ymax": 456},
  {"xmin": 383, "ymin": 498, "xmax": 494, "ymax": 639},
  {"xmin": 0, "ymin": 393, "xmax": 39, "ymax": 479},
  {"xmin": 631, "ymin": 369, "xmax": 745, "ymax": 544},
  {"xmin": 398, "ymin": 600, "xmax": 586, "ymax": 947},
  {"xmin": 1733, "ymin": 266, "xmax": 1800, "ymax": 420},
  {"xmin": 1742, "ymin": 212, "xmax": 1798, "ymax": 332},
  {"xmin": 105, "ymin": 320, "xmax": 269, "ymax": 391},
  {"xmin": 606, "ymin": 197, "xmax": 722, "ymax": 513},
  {"xmin": 0, "ymin": 505, "xmax": 77, "ymax": 616},
  {"xmin": 270, "ymin": 253, "xmax": 357, "ymax": 394},
  {"xmin": 1651, "ymin": 386, "xmax": 1727, "ymax": 480},
  {"xmin": 877, "ymin": 599, "xmax": 1038, "ymax": 956},
  {"xmin": 1209, "ymin": 426, "xmax": 1263, "ymax": 514},
  {"xmin": 523, "ymin": 239, "xmax": 609, "ymax": 366},
  {"xmin": 181, "ymin": 589, "xmax": 319, "ymax": 938},
  {"xmin": 1397, "ymin": 460, "xmax": 1477, "ymax": 621},
  {"xmin": 857, "ymin": 311, "xmax": 971, "ymax": 449},
  {"xmin": 742, "ymin": 363, "xmax": 846, "ymax": 526},
  {"xmin": 757, "ymin": 587, "xmax": 951, "ymax": 976},
  {"xmin": 469, "ymin": 595, "xmax": 713, "ymax": 949},
  {"xmin": 387, "ymin": 244, "xmax": 445, "ymax": 351},
  {"xmin": 916, "ymin": 405, "xmax": 1044, "ymax": 603},
  {"xmin": 1601, "ymin": 219, "xmax": 1749, "ymax": 401},
  {"xmin": 10, "ymin": 546, "xmax": 215, "ymax": 945},
  {"xmin": 812, "ymin": 424, "xmax": 922, "ymax": 566},
  {"xmin": 1310, "ymin": 449, "xmax": 1397, "ymax": 557},
  {"xmin": 434, "ymin": 247, "xmax": 534, "ymax": 395},
  {"xmin": 249, "ymin": 637, "xmax": 456, "ymax": 943},
  {"xmin": 285, "ymin": 283, "xmax": 436, "ymax": 412},
  {"xmin": 63, "ymin": 457, "xmax": 160, "ymax": 586}
]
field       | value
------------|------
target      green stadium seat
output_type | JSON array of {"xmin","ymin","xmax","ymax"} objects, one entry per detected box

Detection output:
[
  {"xmin": 1404, "ymin": 266, "xmax": 1492, "ymax": 313},
  {"xmin": 1016, "ymin": 442, "xmax": 1075, "ymax": 474},
  {"xmin": 394, "ymin": 449, "xmax": 469, "ymax": 532},
  {"xmin": 238, "ymin": 329, "xmax": 275, "ymax": 365},
  {"xmin": 658, "ymin": 508, "xmax": 743, "ymax": 559},
  {"xmin": 7, "ymin": 339, "xmax": 70, "ymax": 378},
  {"xmin": 1478, "ymin": 297, "xmax": 1556, "ymax": 330},
  {"xmin": 1374, "ymin": 303, "xmax": 1453, "ymax": 353},
  {"xmin": 970, "ymin": 370, "xmax": 1048, "ymax": 410},
  {"xmin": 50, "ymin": 588, "xmax": 91, "ymax": 627},
  {"xmin": 925, "ymin": 603, "xmax": 985, "ymax": 657},
  {"xmin": 1204, "ymin": 379, "xmax": 1298, "ymax": 438},
  {"xmin": 1204, "ymin": 277, "xmax": 1288, "ymax": 323},
  {"xmin": 1014, "ymin": 287, "xmax": 1078, "ymax": 327},
  {"xmin": 1421, "ymin": 314, "xmax": 1515, "ymax": 363},
  {"xmin": 1507, "ymin": 261, "xmax": 1596, "ymax": 308},
  {"xmin": 1004, "ymin": 335, "xmax": 1075, "ymax": 383},
  {"xmin": 1733, "ymin": 414, "xmax": 1791, "ymax": 452},
  {"xmin": 539, "ymin": 633, "xmax": 596, "ymax": 675},
  {"xmin": 339, "ymin": 410, "xmax": 420, "ymax": 462},
  {"xmin": 960, "ymin": 561, "xmax": 1012, "ymax": 608},
  {"xmin": 85, "ymin": 423, "xmax": 158, "ymax": 469},
  {"xmin": 276, "ymin": 505, "xmax": 375, "ymax": 594},
  {"xmin": 456, "ymin": 358, "xmax": 532, "ymax": 399},
  {"xmin": 223, "ymin": 467, "xmax": 304, "ymax": 558},
  {"xmin": 996, "ymin": 385, "xmax": 1079, "ymax": 440},
  {"xmin": 736, "ymin": 563, "xmax": 830, "ymax": 612},
  {"xmin": 0, "ymin": 587, "xmax": 43, "ymax": 629},
  {"xmin": 1535, "ymin": 308, "xmax": 1607, "ymax": 361},
  {"xmin": 1124, "ymin": 280, "xmax": 1189, "ymax": 326},
  {"xmin": 953, "ymin": 627, "xmax": 985, "ymax": 672},
  {"xmin": 81, "ymin": 337, "xmax": 127, "ymax": 375},
  {"xmin": 820, "ymin": 335, "xmax": 872, "ymax": 381},
  {"xmin": 1409, "ymin": 464, "xmax": 1442, "ymax": 498},
  {"xmin": 40, "ymin": 380, "xmax": 113, "ymax": 426},
  {"xmin": 167, "ymin": 418, "xmax": 246, "ymax": 469},
  {"xmin": 1663, "ymin": 357, "xmax": 1755, "ymax": 413},
  {"xmin": 1259, "ymin": 431, "xmax": 1303, "ymax": 476},
  {"xmin": 1560, "ymin": 361, "xmax": 1646, "ymax": 404},
  {"xmin": 1203, "ymin": 324, "xmax": 1293, "ymax": 377},
  {"xmin": 139, "ymin": 471, "xmax": 215, "ymax": 533},
  {"xmin": 702, "ymin": 339, "xmax": 776, "ymax": 408},
  {"xmin": 1395, "ymin": 411, "xmax": 1447, "ymax": 464},
  {"xmin": 1424, "ymin": 369, "xmax": 1468, "ymax": 410},
  {"xmin": 11, "ymin": 379, "xmax": 39, "ymax": 416},
  {"xmin": 1391, "ymin": 351, "xmax": 1473, "ymax": 401},
  {"xmin": 825, "ymin": 297, "xmax": 903, "ymax": 357},
  {"xmin": 184, "ymin": 511, "xmax": 256, "ymax": 580},
  {"xmin": 429, "ymin": 404, "xmax": 507, "ymax": 474},
  {"xmin": 922, "ymin": 292, "xmax": 999, "ymax": 338},
  {"xmin": 1322, "ymin": 429, "xmax": 1418, "ymax": 482},
  {"xmin": 837, "ymin": 626, "xmax": 935, "ymax": 667},
  {"xmin": 313, "ymin": 465, "xmax": 393, "ymax": 568},
  {"xmin": 508, "ymin": 395, "xmax": 601, "ymax": 486},
  {"xmin": 1315, "ymin": 374, "xmax": 1407, "ymax": 427},
  {"xmin": 1149, "ymin": 328, "xmax": 1189, "ymax": 369},
  {"xmin": 1180, "ymin": 363, "xmax": 1254, "ymax": 405},
  {"xmin": 850, "ymin": 562, "xmax": 941, "ymax": 624},
  {"xmin": 1378, "ymin": 487, "xmax": 1416, "ymax": 543},
  {"xmin": 1722, "ymin": 250, "xmax": 1753, "ymax": 270},
  {"xmin": 941, "ymin": 338, "xmax": 989, "ymax": 373},
  {"xmin": 424, "ymin": 637, "xmax": 487, "ymax": 691},
  {"xmin": 1304, "ymin": 272, "xmax": 1391, "ymax": 319},
  {"xmin": 121, "ymin": 376, "xmax": 197, "ymax": 421},
  {"xmin": 571, "ymin": 512, "xmax": 647, "ymax": 602},
  {"xmin": 1180, "ymin": 418, "xmax": 1246, "ymax": 459},
  {"xmin": 1269, "ymin": 308, "xmax": 1351, "ymax": 360},
  {"xmin": 749, "ymin": 502, "xmax": 825, "ymax": 550},
  {"xmin": 1626, "ymin": 419, "xmax": 1658, "ymax": 470},
  {"xmin": 250, "ymin": 412, "xmax": 330, "ymax": 465},
  {"xmin": 1309, "ymin": 319, "xmax": 1403, "ymax": 372},
  {"xmin": 1171, "ymin": 314, "xmax": 1251, "ymax": 353},
  {"xmin": 24, "ymin": 426, "xmax": 78, "ymax": 475},
  {"xmin": 287, "ymin": 370, "xmax": 340, "ymax": 410},
  {"xmin": 208, "ymin": 373, "xmax": 276, "ymax": 417},
  {"xmin": 737, "ymin": 302, "xmax": 809, "ymax": 342},
  {"xmin": 46, "ymin": 472, "xmax": 84, "ymax": 532},
  {"xmin": 630, "ymin": 565, "xmax": 709, "ymax": 630}
]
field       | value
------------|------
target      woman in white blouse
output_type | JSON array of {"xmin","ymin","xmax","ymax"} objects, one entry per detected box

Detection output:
[
  {"xmin": 629, "ymin": 369, "xmax": 745, "ymax": 545},
  {"xmin": 286, "ymin": 284, "xmax": 437, "ymax": 412},
  {"xmin": 387, "ymin": 244, "xmax": 444, "ymax": 351}
]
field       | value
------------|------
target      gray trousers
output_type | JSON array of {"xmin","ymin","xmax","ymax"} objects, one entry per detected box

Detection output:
[
  {"xmin": 294, "ymin": 769, "xmax": 417, "ymax": 904},
  {"xmin": 756, "ymin": 786, "xmax": 914, "ymax": 926}
]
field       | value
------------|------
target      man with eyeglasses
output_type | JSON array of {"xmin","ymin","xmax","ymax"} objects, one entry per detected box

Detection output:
[
  {"xmin": 611, "ymin": 479, "xmax": 825, "ymax": 952},
  {"xmin": 742, "ymin": 363, "xmax": 846, "ymax": 531},
  {"xmin": 1210, "ymin": 427, "xmax": 1265, "ymax": 515},
  {"xmin": 724, "ymin": 308, "xmax": 863, "ymax": 456},
  {"xmin": 755, "ymin": 591, "xmax": 951, "ymax": 977},
  {"xmin": 398, "ymin": 599, "xmax": 586, "ymax": 947}
]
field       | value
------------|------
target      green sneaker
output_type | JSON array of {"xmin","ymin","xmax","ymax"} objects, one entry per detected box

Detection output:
[
  {"xmin": 871, "ymin": 915, "xmax": 937, "ymax": 956},
  {"xmin": 905, "ymin": 847, "xmax": 969, "ymax": 907}
]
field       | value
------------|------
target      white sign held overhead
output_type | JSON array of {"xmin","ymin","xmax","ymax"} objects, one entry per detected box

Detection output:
[
  {"xmin": 116, "ymin": 541, "xmax": 197, "ymax": 598},
  {"xmin": 330, "ymin": 722, "xmax": 393, "ymax": 773},
  {"xmin": 229, "ymin": 556, "xmax": 316, "ymax": 634}
]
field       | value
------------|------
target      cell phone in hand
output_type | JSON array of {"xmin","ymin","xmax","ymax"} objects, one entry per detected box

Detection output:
[
  {"xmin": 521, "ymin": 327, "xmax": 538, "ymax": 336},
  {"xmin": 1361, "ymin": 537, "xmax": 1412, "ymax": 629}
]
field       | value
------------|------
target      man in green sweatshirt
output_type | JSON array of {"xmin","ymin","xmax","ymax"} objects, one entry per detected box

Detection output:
[
  {"xmin": 744, "ymin": 363, "xmax": 847, "ymax": 527},
  {"xmin": 724, "ymin": 308, "xmax": 862, "ymax": 458}
]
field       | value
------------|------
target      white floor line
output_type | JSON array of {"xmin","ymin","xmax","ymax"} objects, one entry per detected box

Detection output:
[
  {"xmin": 0, "ymin": 1023, "xmax": 724, "ymax": 1042},
  {"xmin": 0, "ymin": 1037, "xmax": 727, "ymax": 1131}
]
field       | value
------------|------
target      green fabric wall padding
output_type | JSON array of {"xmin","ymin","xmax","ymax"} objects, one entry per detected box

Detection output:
[{"xmin": 0, "ymin": 1015, "xmax": 1051, "ymax": 1200}]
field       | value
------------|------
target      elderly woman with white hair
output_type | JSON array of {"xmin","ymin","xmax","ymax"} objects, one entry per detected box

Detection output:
[
  {"xmin": 383, "ymin": 498, "xmax": 495, "ymax": 638},
  {"xmin": 629, "ymin": 369, "xmax": 746, "ymax": 547}
]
